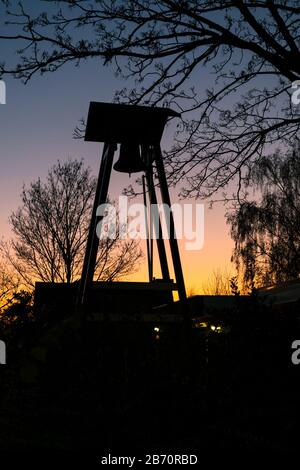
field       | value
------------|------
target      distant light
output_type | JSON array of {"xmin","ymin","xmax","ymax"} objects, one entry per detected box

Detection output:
[
  {"xmin": 192, "ymin": 320, "xmax": 208, "ymax": 328},
  {"xmin": 210, "ymin": 324, "xmax": 223, "ymax": 333},
  {"xmin": 154, "ymin": 327, "xmax": 160, "ymax": 332}
]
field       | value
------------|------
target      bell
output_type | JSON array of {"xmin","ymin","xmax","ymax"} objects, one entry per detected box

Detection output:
[{"xmin": 113, "ymin": 143, "xmax": 146, "ymax": 174}]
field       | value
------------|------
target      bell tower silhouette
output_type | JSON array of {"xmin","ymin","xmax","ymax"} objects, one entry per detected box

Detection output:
[{"xmin": 78, "ymin": 101, "xmax": 187, "ymax": 311}]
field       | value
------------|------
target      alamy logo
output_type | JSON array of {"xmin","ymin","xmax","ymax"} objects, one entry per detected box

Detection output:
[
  {"xmin": 291, "ymin": 340, "xmax": 300, "ymax": 365},
  {"xmin": 0, "ymin": 80, "xmax": 6, "ymax": 104},
  {"xmin": 96, "ymin": 196, "xmax": 204, "ymax": 251},
  {"xmin": 0, "ymin": 340, "xmax": 6, "ymax": 364},
  {"xmin": 291, "ymin": 80, "xmax": 300, "ymax": 105}
]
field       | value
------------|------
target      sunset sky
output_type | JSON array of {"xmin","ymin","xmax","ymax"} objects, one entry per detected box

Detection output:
[{"xmin": 0, "ymin": 8, "xmax": 235, "ymax": 294}]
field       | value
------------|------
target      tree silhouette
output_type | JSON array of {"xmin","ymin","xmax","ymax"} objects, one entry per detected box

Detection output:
[
  {"xmin": 0, "ymin": 1, "xmax": 300, "ymax": 198},
  {"xmin": 227, "ymin": 148, "xmax": 300, "ymax": 287},
  {"xmin": 0, "ymin": 262, "xmax": 20, "ymax": 311},
  {"xmin": 201, "ymin": 267, "xmax": 235, "ymax": 295},
  {"xmin": 2, "ymin": 159, "xmax": 142, "ymax": 287}
]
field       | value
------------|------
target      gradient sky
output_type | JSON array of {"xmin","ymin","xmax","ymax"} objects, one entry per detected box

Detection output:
[{"xmin": 0, "ymin": 5, "xmax": 235, "ymax": 294}]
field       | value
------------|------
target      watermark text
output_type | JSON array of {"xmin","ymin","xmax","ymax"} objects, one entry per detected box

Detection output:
[
  {"xmin": 96, "ymin": 196, "xmax": 204, "ymax": 251},
  {"xmin": 0, "ymin": 80, "xmax": 6, "ymax": 104}
]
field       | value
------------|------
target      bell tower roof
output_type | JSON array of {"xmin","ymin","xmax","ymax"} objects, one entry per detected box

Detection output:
[{"xmin": 84, "ymin": 101, "xmax": 180, "ymax": 144}]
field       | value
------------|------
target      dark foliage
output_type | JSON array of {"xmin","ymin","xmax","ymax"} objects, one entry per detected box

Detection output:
[{"xmin": 228, "ymin": 148, "xmax": 300, "ymax": 286}]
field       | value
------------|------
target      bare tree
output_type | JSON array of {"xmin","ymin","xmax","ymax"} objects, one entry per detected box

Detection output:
[
  {"xmin": 0, "ymin": 1, "xmax": 300, "ymax": 198},
  {"xmin": 2, "ymin": 159, "xmax": 142, "ymax": 288},
  {"xmin": 0, "ymin": 262, "xmax": 20, "ymax": 312},
  {"xmin": 201, "ymin": 267, "xmax": 235, "ymax": 295}
]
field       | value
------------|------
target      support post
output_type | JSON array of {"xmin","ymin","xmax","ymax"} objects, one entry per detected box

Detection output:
[
  {"xmin": 153, "ymin": 144, "xmax": 187, "ymax": 302},
  {"xmin": 143, "ymin": 146, "xmax": 170, "ymax": 282},
  {"xmin": 78, "ymin": 142, "xmax": 116, "ymax": 307}
]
